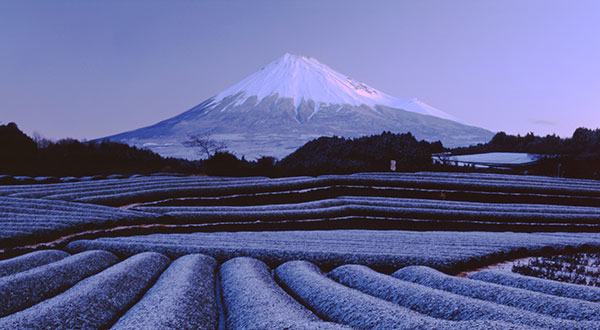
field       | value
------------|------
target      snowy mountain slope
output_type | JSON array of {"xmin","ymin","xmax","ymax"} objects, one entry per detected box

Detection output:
[
  {"xmin": 105, "ymin": 53, "xmax": 494, "ymax": 159},
  {"xmin": 208, "ymin": 53, "xmax": 462, "ymax": 123}
]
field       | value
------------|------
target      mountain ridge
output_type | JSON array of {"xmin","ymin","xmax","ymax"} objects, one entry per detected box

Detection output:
[{"xmin": 104, "ymin": 53, "xmax": 494, "ymax": 159}]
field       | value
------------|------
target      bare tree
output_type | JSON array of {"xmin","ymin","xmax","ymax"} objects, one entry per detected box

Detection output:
[
  {"xmin": 183, "ymin": 134, "xmax": 227, "ymax": 158},
  {"xmin": 32, "ymin": 131, "xmax": 53, "ymax": 148}
]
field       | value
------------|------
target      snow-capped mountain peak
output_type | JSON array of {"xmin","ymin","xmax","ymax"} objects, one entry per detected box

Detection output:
[
  {"xmin": 209, "ymin": 53, "xmax": 462, "ymax": 123},
  {"xmin": 105, "ymin": 53, "xmax": 493, "ymax": 159}
]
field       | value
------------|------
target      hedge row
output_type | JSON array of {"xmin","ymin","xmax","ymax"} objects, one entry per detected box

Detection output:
[
  {"xmin": 111, "ymin": 254, "xmax": 218, "ymax": 330},
  {"xmin": 220, "ymin": 257, "xmax": 348, "ymax": 330},
  {"xmin": 0, "ymin": 252, "xmax": 169, "ymax": 329},
  {"xmin": 0, "ymin": 250, "xmax": 69, "ymax": 277},
  {"xmin": 330, "ymin": 264, "xmax": 587, "ymax": 329},
  {"xmin": 392, "ymin": 265, "xmax": 600, "ymax": 321},
  {"xmin": 275, "ymin": 260, "xmax": 532, "ymax": 330},
  {"xmin": 469, "ymin": 270, "xmax": 600, "ymax": 303},
  {"xmin": 65, "ymin": 230, "xmax": 600, "ymax": 274},
  {"xmin": 0, "ymin": 250, "xmax": 118, "ymax": 316}
]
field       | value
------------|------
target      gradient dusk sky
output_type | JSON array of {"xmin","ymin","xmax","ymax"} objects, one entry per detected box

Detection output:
[{"xmin": 1, "ymin": 0, "xmax": 599, "ymax": 141}]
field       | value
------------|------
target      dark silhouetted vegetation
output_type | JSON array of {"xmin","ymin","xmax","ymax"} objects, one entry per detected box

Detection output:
[
  {"xmin": 0, "ymin": 123, "xmax": 197, "ymax": 177},
  {"xmin": 448, "ymin": 128, "xmax": 600, "ymax": 179},
  {"xmin": 277, "ymin": 132, "xmax": 443, "ymax": 176},
  {"xmin": 203, "ymin": 132, "xmax": 443, "ymax": 177},
  {"xmin": 2, "ymin": 121, "xmax": 599, "ymax": 179}
]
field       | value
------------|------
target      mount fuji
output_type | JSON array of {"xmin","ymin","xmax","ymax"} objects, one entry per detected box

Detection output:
[{"xmin": 104, "ymin": 53, "xmax": 494, "ymax": 159}]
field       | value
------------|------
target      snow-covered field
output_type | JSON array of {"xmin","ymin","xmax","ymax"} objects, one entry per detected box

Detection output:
[
  {"xmin": 65, "ymin": 230, "xmax": 600, "ymax": 273},
  {"xmin": 442, "ymin": 152, "xmax": 540, "ymax": 165}
]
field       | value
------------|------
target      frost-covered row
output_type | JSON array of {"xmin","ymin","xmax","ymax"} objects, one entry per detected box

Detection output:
[
  {"xmin": 0, "ymin": 196, "xmax": 154, "ymax": 216},
  {"xmin": 132, "ymin": 200, "xmax": 600, "ymax": 227},
  {"xmin": 2, "ymin": 172, "xmax": 596, "ymax": 205},
  {"xmin": 65, "ymin": 174, "xmax": 600, "ymax": 206},
  {"xmin": 4, "ymin": 172, "xmax": 599, "ymax": 200},
  {"xmin": 135, "ymin": 196, "xmax": 600, "ymax": 215},
  {"xmin": 71, "ymin": 177, "xmax": 320, "ymax": 205},
  {"xmin": 65, "ymin": 230, "xmax": 600, "ymax": 273},
  {"xmin": 220, "ymin": 257, "xmax": 348, "ymax": 330},
  {"xmin": 39, "ymin": 176, "xmax": 280, "ymax": 201},
  {"xmin": 0, "ymin": 196, "xmax": 158, "ymax": 248},
  {"xmin": 470, "ymin": 270, "xmax": 600, "ymax": 303},
  {"xmin": 0, "ymin": 250, "xmax": 69, "ymax": 277},
  {"xmin": 330, "ymin": 264, "xmax": 592, "ymax": 329},
  {"xmin": 0, "ymin": 250, "xmax": 118, "ymax": 317},
  {"xmin": 0, "ymin": 176, "xmax": 155, "ymax": 196},
  {"xmin": 337, "ymin": 196, "xmax": 600, "ymax": 215},
  {"xmin": 393, "ymin": 266, "xmax": 600, "ymax": 321},
  {"xmin": 111, "ymin": 254, "xmax": 218, "ymax": 330},
  {"xmin": 0, "ymin": 252, "xmax": 170, "ymax": 330},
  {"xmin": 275, "ymin": 260, "xmax": 534, "ymax": 330},
  {"xmin": 410, "ymin": 172, "xmax": 600, "ymax": 188},
  {"xmin": 356, "ymin": 171, "xmax": 600, "ymax": 189},
  {"xmin": 3, "ymin": 175, "xmax": 292, "ymax": 201}
]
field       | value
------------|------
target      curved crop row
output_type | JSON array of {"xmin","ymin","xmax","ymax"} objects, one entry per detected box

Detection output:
[
  {"xmin": 2, "ymin": 172, "xmax": 596, "ymax": 206},
  {"xmin": 274, "ymin": 260, "xmax": 534, "ymax": 330},
  {"xmin": 71, "ymin": 175, "xmax": 600, "ymax": 206},
  {"xmin": 0, "ymin": 252, "xmax": 170, "ymax": 330},
  {"xmin": 39, "ymin": 177, "xmax": 278, "ymax": 201},
  {"xmin": 330, "ymin": 264, "xmax": 590, "ymax": 329},
  {"xmin": 469, "ymin": 270, "xmax": 600, "ymax": 303},
  {"xmin": 0, "ymin": 196, "xmax": 158, "ymax": 248},
  {"xmin": 393, "ymin": 266, "xmax": 600, "ymax": 321},
  {"xmin": 0, "ymin": 250, "xmax": 119, "ymax": 317},
  {"xmin": 0, "ymin": 175, "xmax": 207, "ymax": 197},
  {"xmin": 358, "ymin": 172, "xmax": 600, "ymax": 190},
  {"xmin": 0, "ymin": 196, "xmax": 153, "ymax": 216},
  {"xmin": 65, "ymin": 230, "xmax": 600, "ymax": 273},
  {"xmin": 0, "ymin": 250, "xmax": 69, "ymax": 277},
  {"xmin": 220, "ymin": 257, "xmax": 348, "ymax": 329},
  {"xmin": 111, "ymin": 254, "xmax": 218, "ymax": 330},
  {"xmin": 410, "ymin": 172, "xmax": 600, "ymax": 188},
  {"xmin": 135, "ymin": 196, "xmax": 600, "ymax": 215},
  {"xmin": 132, "ymin": 201, "xmax": 600, "ymax": 230},
  {"xmin": 337, "ymin": 196, "xmax": 600, "ymax": 215}
]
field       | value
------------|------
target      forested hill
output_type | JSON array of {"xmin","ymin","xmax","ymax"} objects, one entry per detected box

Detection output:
[{"xmin": 276, "ymin": 132, "xmax": 443, "ymax": 176}]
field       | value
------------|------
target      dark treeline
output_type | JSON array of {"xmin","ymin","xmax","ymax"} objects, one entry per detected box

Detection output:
[
  {"xmin": 205, "ymin": 132, "xmax": 443, "ymax": 177},
  {"xmin": 0, "ymin": 123, "xmax": 196, "ymax": 177},
  {"xmin": 2, "ymin": 121, "xmax": 599, "ymax": 179},
  {"xmin": 449, "ymin": 128, "xmax": 600, "ymax": 179}
]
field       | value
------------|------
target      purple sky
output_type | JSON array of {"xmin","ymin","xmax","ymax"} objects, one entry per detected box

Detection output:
[{"xmin": 1, "ymin": 0, "xmax": 599, "ymax": 141}]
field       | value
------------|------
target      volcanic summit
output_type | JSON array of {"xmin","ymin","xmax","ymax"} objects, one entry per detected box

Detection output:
[{"xmin": 105, "ymin": 53, "xmax": 494, "ymax": 159}]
